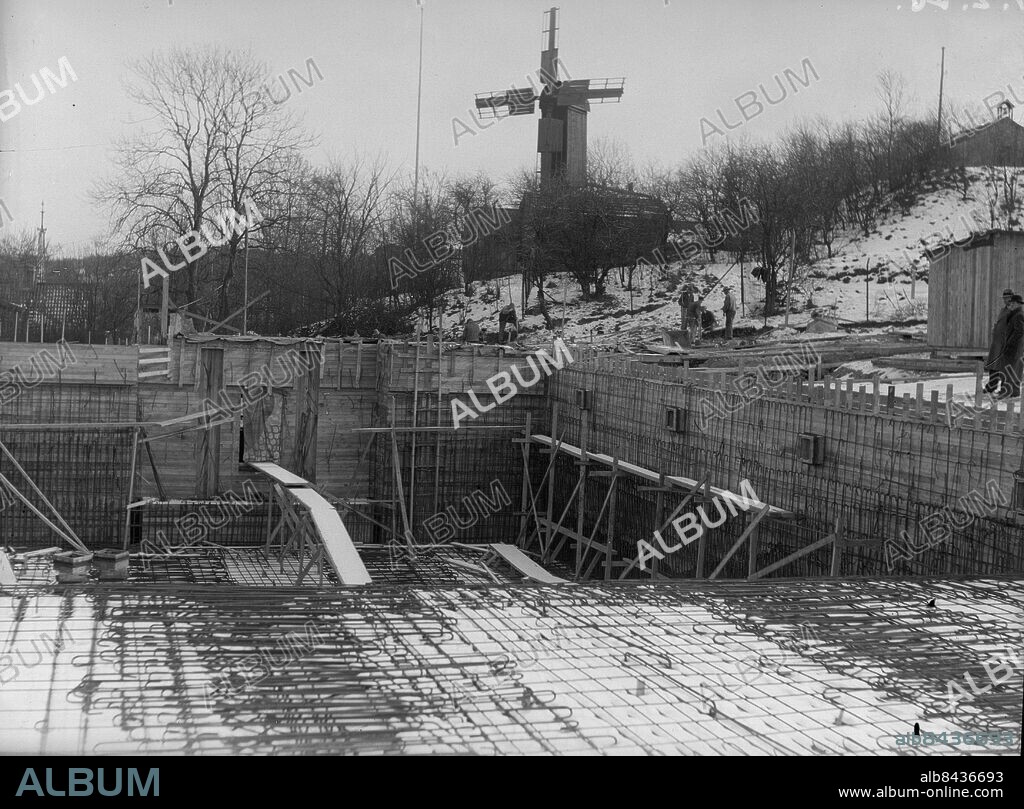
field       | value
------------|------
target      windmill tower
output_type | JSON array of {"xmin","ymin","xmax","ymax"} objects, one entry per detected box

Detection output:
[{"xmin": 474, "ymin": 7, "xmax": 624, "ymax": 185}]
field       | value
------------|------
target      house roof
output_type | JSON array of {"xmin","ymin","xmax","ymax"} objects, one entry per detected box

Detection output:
[{"xmin": 923, "ymin": 228, "xmax": 1024, "ymax": 260}]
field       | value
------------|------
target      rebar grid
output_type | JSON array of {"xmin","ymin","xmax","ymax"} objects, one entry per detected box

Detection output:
[
  {"xmin": 0, "ymin": 577, "xmax": 1019, "ymax": 756},
  {"xmin": 549, "ymin": 366, "xmax": 1024, "ymax": 578},
  {"xmin": 0, "ymin": 426, "xmax": 134, "ymax": 549},
  {"xmin": 5, "ymin": 548, "xmax": 341, "ymax": 588}
]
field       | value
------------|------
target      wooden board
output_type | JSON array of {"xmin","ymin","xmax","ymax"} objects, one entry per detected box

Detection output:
[
  {"xmin": 488, "ymin": 543, "xmax": 567, "ymax": 584},
  {"xmin": 0, "ymin": 549, "xmax": 16, "ymax": 585},
  {"xmin": 248, "ymin": 462, "xmax": 308, "ymax": 488},
  {"xmin": 287, "ymin": 487, "xmax": 371, "ymax": 585}
]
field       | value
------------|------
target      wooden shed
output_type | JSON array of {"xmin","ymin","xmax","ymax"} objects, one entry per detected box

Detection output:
[{"xmin": 927, "ymin": 229, "xmax": 1024, "ymax": 352}]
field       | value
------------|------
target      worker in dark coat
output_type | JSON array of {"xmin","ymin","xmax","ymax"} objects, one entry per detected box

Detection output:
[
  {"xmin": 687, "ymin": 298, "xmax": 703, "ymax": 345},
  {"xmin": 984, "ymin": 290, "xmax": 1024, "ymax": 398},
  {"xmin": 462, "ymin": 319, "xmax": 481, "ymax": 343},
  {"xmin": 679, "ymin": 285, "xmax": 694, "ymax": 333},
  {"xmin": 498, "ymin": 304, "xmax": 518, "ymax": 343},
  {"xmin": 722, "ymin": 286, "xmax": 736, "ymax": 340}
]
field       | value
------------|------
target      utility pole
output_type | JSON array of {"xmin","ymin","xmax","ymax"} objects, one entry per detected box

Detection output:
[
  {"xmin": 36, "ymin": 201, "xmax": 46, "ymax": 281},
  {"xmin": 413, "ymin": 0, "xmax": 425, "ymax": 210}
]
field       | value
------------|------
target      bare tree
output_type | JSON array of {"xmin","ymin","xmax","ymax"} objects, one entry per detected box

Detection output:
[
  {"xmin": 95, "ymin": 46, "xmax": 312, "ymax": 318},
  {"xmin": 304, "ymin": 155, "xmax": 395, "ymax": 314},
  {"xmin": 875, "ymin": 69, "xmax": 908, "ymax": 191},
  {"xmin": 588, "ymin": 136, "xmax": 638, "ymax": 188}
]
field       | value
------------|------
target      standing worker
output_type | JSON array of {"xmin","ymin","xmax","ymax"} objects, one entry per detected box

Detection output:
[
  {"xmin": 686, "ymin": 292, "xmax": 703, "ymax": 345},
  {"xmin": 498, "ymin": 303, "xmax": 518, "ymax": 344},
  {"xmin": 985, "ymin": 289, "xmax": 1024, "ymax": 399},
  {"xmin": 722, "ymin": 286, "xmax": 736, "ymax": 340},
  {"xmin": 679, "ymin": 284, "xmax": 694, "ymax": 336}
]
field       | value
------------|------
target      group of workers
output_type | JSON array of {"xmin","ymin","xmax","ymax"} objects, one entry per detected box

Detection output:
[
  {"xmin": 458, "ymin": 279, "xmax": 747, "ymax": 347},
  {"xmin": 451, "ymin": 279, "xmax": 1024, "ymax": 402},
  {"xmin": 462, "ymin": 303, "xmax": 519, "ymax": 344},
  {"xmin": 679, "ymin": 282, "xmax": 736, "ymax": 344}
]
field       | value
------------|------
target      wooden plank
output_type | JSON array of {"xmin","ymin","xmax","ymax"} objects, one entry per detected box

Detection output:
[
  {"xmin": 749, "ymin": 529, "xmax": 837, "ymax": 581},
  {"xmin": 708, "ymin": 505, "xmax": 770, "ymax": 580},
  {"xmin": 488, "ymin": 543, "xmax": 568, "ymax": 584},
  {"xmin": 529, "ymin": 434, "xmax": 794, "ymax": 518},
  {"xmin": 287, "ymin": 487, "xmax": 372, "ymax": 585},
  {"xmin": 0, "ymin": 549, "xmax": 16, "ymax": 585},
  {"xmin": 248, "ymin": 461, "xmax": 308, "ymax": 488}
]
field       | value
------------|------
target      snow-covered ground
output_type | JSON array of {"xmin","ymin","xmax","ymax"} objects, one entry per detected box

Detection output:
[{"xmin": 435, "ymin": 166, "xmax": 1023, "ymax": 355}]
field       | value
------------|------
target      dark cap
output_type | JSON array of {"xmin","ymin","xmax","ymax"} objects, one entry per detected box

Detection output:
[{"xmin": 1003, "ymin": 288, "xmax": 1015, "ymax": 297}]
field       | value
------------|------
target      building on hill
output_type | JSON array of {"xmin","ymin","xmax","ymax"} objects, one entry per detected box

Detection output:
[
  {"xmin": 946, "ymin": 101, "xmax": 1024, "ymax": 167},
  {"xmin": 0, "ymin": 262, "xmax": 93, "ymax": 342},
  {"xmin": 460, "ymin": 206, "xmax": 520, "ymax": 286},
  {"xmin": 926, "ymin": 229, "xmax": 1024, "ymax": 353}
]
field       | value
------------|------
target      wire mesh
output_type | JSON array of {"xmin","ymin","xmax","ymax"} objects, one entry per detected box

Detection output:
[{"xmin": 0, "ymin": 576, "xmax": 1018, "ymax": 756}]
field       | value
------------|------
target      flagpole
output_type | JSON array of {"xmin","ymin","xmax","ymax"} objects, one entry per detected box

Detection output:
[{"xmin": 243, "ymin": 229, "xmax": 250, "ymax": 334}]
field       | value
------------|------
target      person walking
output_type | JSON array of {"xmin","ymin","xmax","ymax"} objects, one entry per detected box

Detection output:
[
  {"xmin": 722, "ymin": 286, "xmax": 736, "ymax": 340},
  {"xmin": 985, "ymin": 289, "xmax": 1024, "ymax": 399}
]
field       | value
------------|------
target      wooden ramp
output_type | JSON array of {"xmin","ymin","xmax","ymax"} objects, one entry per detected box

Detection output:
[
  {"xmin": 249, "ymin": 463, "xmax": 371, "ymax": 586},
  {"xmin": 529, "ymin": 434, "xmax": 794, "ymax": 518},
  {"xmin": 484, "ymin": 543, "xmax": 568, "ymax": 584}
]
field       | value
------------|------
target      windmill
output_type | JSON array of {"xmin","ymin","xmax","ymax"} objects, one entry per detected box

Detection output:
[{"xmin": 474, "ymin": 7, "xmax": 624, "ymax": 185}]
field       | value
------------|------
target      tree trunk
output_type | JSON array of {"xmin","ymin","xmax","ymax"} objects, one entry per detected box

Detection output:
[
  {"xmin": 535, "ymin": 276, "xmax": 552, "ymax": 328},
  {"xmin": 218, "ymin": 245, "xmax": 239, "ymax": 321}
]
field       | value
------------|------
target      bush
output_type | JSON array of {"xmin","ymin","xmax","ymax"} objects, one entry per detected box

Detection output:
[{"xmin": 304, "ymin": 299, "xmax": 411, "ymax": 337}]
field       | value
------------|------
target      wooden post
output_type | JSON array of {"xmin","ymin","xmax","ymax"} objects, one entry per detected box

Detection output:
[
  {"xmin": 604, "ymin": 456, "xmax": 619, "ymax": 580},
  {"xmin": 433, "ymin": 335, "xmax": 443, "ymax": 516},
  {"xmin": 784, "ymin": 231, "xmax": 796, "ymax": 328},
  {"xmin": 747, "ymin": 520, "xmax": 760, "ymax": 579},
  {"xmin": 519, "ymin": 413, "xmax": 532, "ymax": 548},
  {"xmin": 575, "ymin": 408, "xmax": 589, "ymax": 579},
  {"xmin": 291, "ymin": 347, "xmax": 320, "ymax": 482},
  {"xmin": 865, "ymin": 259, "xmax": 871, "ymax": 323},
  {"xmin": 196, "ymin": 347, "xmax": 224, "ymax": 497},
  {"xmin": 160, "ymin": 274, "xmax": 170, "ymax": 341},
  {"xmin": 829, "ymin": 517, "xmax": 844, "ymax": 577},
  {"xmin": 695, "ymin": 479, "xmax": 710, "ymax": 579},
  {"xmin": 739, "ymin": 257, "xmax": 745, "ymax": 317},
  {"xmin": 545, "ymin": 400, "xmax": 559, "ymax": 558},
  {"xmin": 410, "ymin": 340, "xmax": 420, "ymax": 528},
  {"xmin": 652, "ymin": 485, "xmax": 665, "ymax": 579},
  {"xmin": 121, "ymin": 428, "xmax": 140, "ymax": 549}
]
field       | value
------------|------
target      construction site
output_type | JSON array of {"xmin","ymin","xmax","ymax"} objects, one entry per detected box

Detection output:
[
  {"xmin": 0, "ymin": 333, "xmax": 1019, "ymax": 755},
  {"xmin": 1, "ymin": 2, "xmax": 1022, "ymax": 765}
]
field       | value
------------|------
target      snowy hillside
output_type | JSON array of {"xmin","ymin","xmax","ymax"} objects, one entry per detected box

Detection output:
[{"xmin": 433, "ymin": 166, "xmax": 1024, "ymax": 351}]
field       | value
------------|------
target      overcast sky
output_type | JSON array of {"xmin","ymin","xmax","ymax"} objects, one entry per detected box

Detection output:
[{"xmin": 1, "ymin": 0, "xmax": 1022, "ymax": 255}]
